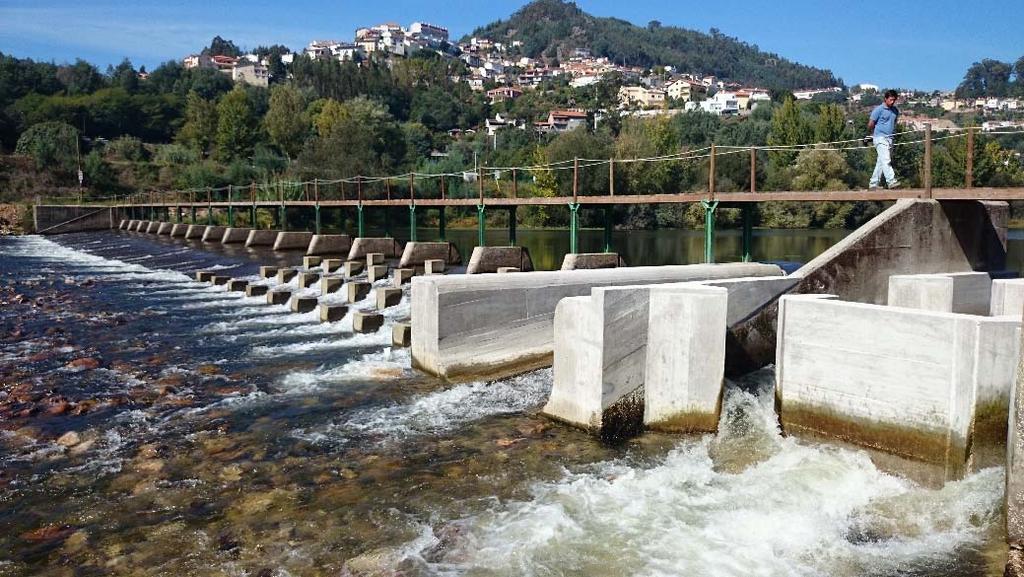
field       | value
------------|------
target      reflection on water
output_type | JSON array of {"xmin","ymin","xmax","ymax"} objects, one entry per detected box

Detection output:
[{"xmin": 0, "ymin": 229, "xmax": 1012, "ymax": 577}]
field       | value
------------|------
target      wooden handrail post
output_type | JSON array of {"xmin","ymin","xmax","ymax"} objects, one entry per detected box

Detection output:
[
  {"xmin": 924, "ymin": 123, "xmax": 932, "ymax": 198},
  {"xmin": 573, "ymin": 157, "xmax": 579, "ymax": 203},
  {"xmin": 511, "ymin": 168, "xmax": 517, "ymax": 198},
  {"xmin": 478, "ymin": 168, "xmax": 484, "ymax": 203},
  {"xmin": 409, "ymin": 173, "xmax": 415, "ymax": 202},
  {"xmin": 966, "ymin": 127, "xmax": 974, "ymax": 189},
  {"xmin": 609, "ymin": 159, "xmax": 615, "ymax": 196},
  {"xmin": 386, "ymin": 177, "xmax": 391, "ymax": 201},
  {"xmin": 314, "ymin": 178, "xmax": 319, "ymax": 203},
  {"xmin": 750, "ymin": 147, "xmax": 756, "ymax": 194}
]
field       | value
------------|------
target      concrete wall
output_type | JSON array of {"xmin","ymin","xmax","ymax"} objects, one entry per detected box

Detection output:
[
  {"xmin": 887, "ymin": 272, "xmax": 992, "ymax": 315},
  {"xmin": 307, "ymin": 234, "xmax": 352, "ymax": 256},
  {"xmin": 246, "ymin": 230, "xmax": 278, "ymax": 246},
  {"xmin": 222, "ymin": 227, "xmax": 251, "ymax": 243},
  {"xmin": 727, "ymin": 199, "xmax": 1008, "ymax": 375},
  {"xmin": 467, "ymin": 246, "xmax": 534, "ymax": 273},
  {"xmin": 776, "ymin": 294, "xmax": 1020, "ymax": 480},
  {"xmin": 34, "ymin": 205, "xmax": 119, "ymax": 234},
  {"xmin": 561, "ymin": 253, "xmax": 626, "ymax": 270},
  {"xmin": 399, "ymin": 242, "xmax": 462, "ymax": 268},
  {"xmin": 347, "ymin": 237, "xmax": 403, "ymax": 260},
  {"xmin": 993, "ymin": 279, "xmax": 1024, "ymax": 317},
  {"xmin": 411, "ymin": 262, "xmax": 782, "ymax": 381},
  {"xmin": 1008, "ymin": 311, "xmax": 1024, "ymax": 548},
  {"xmin": 274, "ymin": 231, "xmax": 313, "ymax": 251}
]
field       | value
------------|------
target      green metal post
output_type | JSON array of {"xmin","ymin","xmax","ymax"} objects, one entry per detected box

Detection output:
[
  {"xmin": 568, "ymin": 202, "xmax": 581, "ymax": 254},
  {"xmin": 191, "ymin": 206, "xmax": 197, "ymax": 224},
  {"xmin": 477, "ymin": 204, "xmax": 486, "ymax": 247},
  {"xmin": 508, "ymin": 206, "xmax": 517, "ymax": 246},
  {"xmin": 207, "ymin": 205, "xmax": 213, "ymax": 225},
  {"xmin": 357, "ymin": 204, "xmax": 365, "ymax": 238},
  {"xmin": 279, "ymin": 205, "xmax": 286, "ymax": 231},
  {"xmin": 149, "ymin": 205, "xmax": 155, "ymax": 221},
  {"xmin": 604, "ymin": 205, "xmax": 613, "ymax": 253},
  {"xmin": 227, "ymin": 185, "xmax": 234, "ymax": 226},
  {"xmin": 438, "ymin": 207, "xmax": 446, "ymax": 241},
  {"xmin": 250, "ymin": 205, "xmax": 257, "ymax": 228},
  {"xmin": 409, "ymin": 205, "xmax": 417, "ymax": 242},
  {"xmin": 315, "ymin": 204, "xmax": 321, "ymax": 235},
  {"xmin": 742, "ymin": 204, "xmax": 754, "ymax": 263},
  {"xmin": 701, "ymin": 200, "xmax": 719, "ymax": 264}
]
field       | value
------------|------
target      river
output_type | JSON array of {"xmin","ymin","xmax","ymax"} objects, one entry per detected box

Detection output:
[{"xmin": 0, "ymin": 228, "xmax": 1014, "ymax": 576}]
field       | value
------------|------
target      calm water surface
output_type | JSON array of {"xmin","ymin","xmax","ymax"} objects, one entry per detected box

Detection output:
[{"xmin": 0, "ymin": 228, "xmax": 1012, "ymax": 577}]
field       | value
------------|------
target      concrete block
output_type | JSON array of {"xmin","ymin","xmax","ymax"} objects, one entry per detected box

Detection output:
[
  {"xmin": 221, "ymin": 227, "xmax": 252, "ymax": 243},
  {"xmin": 424, "ymin": 259, "xmax": 446, "ymax": 275},
  {"xmin": 347, "ymin": 281, "xmax": 371, "ymax": 303},
  {"xmin": 146, "ymin": 221, "xmax": 160, "ymax": 234},
  {"xmin": 992, "ymin": 279, "xmax": 1024, "ymax": 317},
  {"xmin": 412, "ymin": 262, "xmax": 784, "ymax": 382},
  {"xmin": 170, "ymin": 223, "xmax": 188, "ymax": 237},
  {"xmin": 320, "ymin": 304, "xmax": 348, "ymax": 323},
  {"xmin": 1008, "ymin": 314, "xmax": 1024, "ymax": 547},
  {"xmin": 343, "ymin": 261, "xmax": 364, "ymax": 278},
  {"xmin": 376, "ymin": 287, "xmax": 404, "ymax": 309},
  {"xmin": 134, "ymin": 220, "xmax": 148, "ymax": 232},
  {"xmin": 267, "ymin": 290, "xmax": 291, "ymax": 305},
  {"xmin": 497, "ymin": 267, "xmax": 520, "ymax": 274},
  {"xmin": 348, "ymin": 237, "xmax": 403, "ymax": 261},
  {"xmin": 259, "ymin": 266, "xmax": 279, "ymax": 279},
  {"xmin": 246, "ymin": 284, "xmax": 269, "ymax": 297},
  {"xmin": 399, "ymin": 242, "xmax": 462, "ymax": 269},
  {"xmin": 184, "ymin": 225, "xmax": 207, "ymax": 239},
  {"xmin": 157, "ymin": 222, "xmax": 174, "ymax": 235},
  {"xmin": 561, "ymin": 253, "xmax": 626, "ymax": 270},
  {"xmin": 246, "ymin": 229, "xmax": 278, "ymax": 247},
  {"xmin": 307, "ymin": 234, "xmax": 352, "ymax": 256},
  {"xmin": 297, "ymin": 271, "xmax": 320, "ymax": 288},
  {"xmin": 320, "ymin": 277, "xmax": 343, "ymax": 294},
  {"xmin": 119, "ymin": 220, "xmax": 130, "ymax": 230},
  {"xmin": 393, "ymin": 322, "xmax": 412, "ymax": 348},
  {"xmin": 322, "ymin": 258, "xmax": 344, "ymax": 273},
  {"xmin": 211, "ymin": 275, "xmax": 231, "ymax": 286},
  {"xmin": 887, "ymin": 272, "xmax": 992, "ymax": 315},
  {"xmin": 276, "ymin": 268, "xmax": 298, "ymax": 284},
  {"xmin": 291, "ymin": 296, "xmax": 318, "ymax": 313},
  {"xmin": 195, "ymin": 271, "xmax": 215, "ymax": 282},
  {"xmin": 273, "ymin": 231, "xmax": 314, "ymax": 251},
  {"xmin": 366, "ymin": 253, "xmax": 385, "ymax": 267},
  {"xmin": 467, "ymin": 246, "xmax": 534, "ymax": 274},
  {"xmin": 352, "ymin": 311, "xmax": 385, "ymax": 333},
  {"xmin": 227, "ymin": 279, "xmax": 248, "ymax": 292},
  {"xmin": 368, "ymin": 264, "xmax": 389, "ymax": 283},
  {"xmin": 303, "ymin": 256, "xmax": 323, "ymax": 269},
  {"xmin": 201, "ymin": 226, "xmax": 226, "ymax": 242},
  {"xmin": 776, "ymin": 294, "xmax": 1021, "ymax": 481},
  {"xmin": 393, "ymin": 268, "xmax": 415, "ymax": 286}
]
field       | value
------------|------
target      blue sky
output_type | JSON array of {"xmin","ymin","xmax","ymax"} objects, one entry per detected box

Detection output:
[{"xmin": 0, "ymin": 0, "xmax": 1020, "ymax": 91}]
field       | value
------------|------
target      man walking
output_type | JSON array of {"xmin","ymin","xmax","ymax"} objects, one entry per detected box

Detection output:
[{"xmin": 868, "ymin": 89, "xmax": 901, "ymax": 189}]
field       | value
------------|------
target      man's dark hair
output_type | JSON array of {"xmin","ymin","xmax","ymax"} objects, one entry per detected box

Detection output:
[{"xmin": 884, "ymin": 89, "xmax": 899, "ymax": 99}]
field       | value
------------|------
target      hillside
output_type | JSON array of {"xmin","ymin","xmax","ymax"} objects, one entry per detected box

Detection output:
[{"xmin": 467, "ymin": 0, "xmax": 838, "ymax": 90}]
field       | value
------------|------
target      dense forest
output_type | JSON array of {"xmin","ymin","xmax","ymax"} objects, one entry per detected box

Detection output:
[
  {"xmin": 468, "ymin": 0, "xmax": 838, "ymax": 89},
  {"xmin": 1, "ymin": 3, "xmax": 1023, "ymax": 231}
]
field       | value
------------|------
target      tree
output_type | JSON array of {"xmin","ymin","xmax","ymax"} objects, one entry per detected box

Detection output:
[
  {"xmin": 792, "ymin": 149, "xmax": 848, "ymax": 191},
  {"xmin": 15, "ymin": 121, "xmax": 79, "ymax": 171},
  {"xmin": 767, "ymin": 96, "xmax": 811, "ymax": 168},
  {"xmin": 814, "ymin": 103, "xmax": 846, "ymax": 144},
  {"xmin": 957, "ymin": 59, "xmax": 1013, "ymax": 98},
  {"xmin": 176, "ymin": 91, "xmax": 218, "ymax": 155},
  {"xmin": 264, "ymin": 85, "xmax": 308, "ymax": 160},
  {"xmin": 215, "ymin": 87, "xmax": 259, "ymax": 162},
  {"xmin": 56, "ymin": 60, "xmax": 105, "ymax": 95},
  {"xmin": 108, "ymin": 58, "xmax": 139, "ymax": 93},
  {"xmin": 202, "ymin": 36, "xmax": 242, "ymax": 57}
]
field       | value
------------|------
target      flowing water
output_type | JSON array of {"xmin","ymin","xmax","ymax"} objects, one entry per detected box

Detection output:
[{"xmin": 0, "ymin": 229, "xmax": 1016, "ymax": 577}]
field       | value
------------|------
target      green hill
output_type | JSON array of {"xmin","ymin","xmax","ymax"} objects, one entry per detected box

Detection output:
[{"xmin": 467, "ymin": 0, "xmax": 838, "ymax": 90}]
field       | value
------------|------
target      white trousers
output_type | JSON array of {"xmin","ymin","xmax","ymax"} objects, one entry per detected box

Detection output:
[{"xmin": 870, "ymin": 136, "xmax": 898, "ymax": 188}]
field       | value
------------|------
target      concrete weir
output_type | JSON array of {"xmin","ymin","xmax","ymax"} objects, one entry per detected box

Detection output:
[
  {"xmin": 411, "ymin": 262, "xmax": 782, "ymax": 381},
  {"xmin": 776, "ymin": 294, "xmax": 1020, "ymax": 481},
  {"xmin": 134, "ymin": 221, "xmax": 148, "ymax": 232},
  {"xmin": 201, "ymin": 226, "xmax": 226, "ymax": 242},
  {"xmin": 467, "ymin": 246, "xmax": 534, "ymax": 274},
  {"xmin": 561, "ymin": 253, "xmax": 626, "ymax": 270},
  {"xmin": 170, "ymin": 223, "xmax": 188, "ymax": 237},
  {"xmin": 274, "ymin": 232, "xmax": 314, "ymax": 251},
  {"xmin": 221, "ymin": 227, "xmax": 252, "ymax": 244},
  {"xmin": 184, "ymin": 225, "xmax": 207, "ymax": 239},
  {"xmin": 246, "ymin": 230, "xmax": 278, "ymax": 247},
  {"xmin": 307, "ymin": 234, "xmax": 352, "ymax": 256},
  {"xmin": 157, "ymin": 222, "xmax": 173, "ymax": 235},
  {"xmin": 145, "ymin": 221, "xmax": 160, "ymax": 233},
  {"xmin": 348, "ymin": 238, "xmax": 403, "ymax": 260},
  {"xmin": 399, "ymin": 242, "xmax": 462, "ymax": 269}
]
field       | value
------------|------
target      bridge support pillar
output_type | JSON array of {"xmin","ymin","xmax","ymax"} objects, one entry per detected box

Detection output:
[
  {"xmin": 604, "ymin": 206, "xmax": 613, "ymax": 253},
  {"xmin": 228, "ymin": 205, "xmax": 235, "ymax": 227},
  {"xmin": 508, "ymin": 206, "xmax": 517, "ymax": 246},
  {"xmin": 477, "ymin": 204, "xmax": 487, "ymax": 247},
  {"xmin": 742, "ymin": 204, "xmax": 754, "ymax": 262},
  {"xmin": 278, "ymin": 204, "xmax": 287, "ymax": 231},
  {"xmin": 438, "ymin": 207, "xmax": 446, "ymax": 241},
  {"xmin": 191, "ymin": 206, "xmax": 197, "ymax": 224},
  {"xmin": 701, "ymin": 200, "xmax": 719, "ymax": 264},
  {"xmin": 357, "ymin": 204, "xmax": 365, "ymax": 238},
  {"xmin": 315, "ymin": 204, "xmax": 322, "ymax": 235},
  {"xmin": 569, "ymin": 202, "xmax": 581, "ymax": 254},
  {"xmin": 250, "ymin": 205, "xmax": 257, "ymax": 228}
]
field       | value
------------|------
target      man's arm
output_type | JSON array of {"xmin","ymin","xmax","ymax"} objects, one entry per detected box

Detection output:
[{"xmin": 867, "ymin": 119, "xmax": 876, "ymax": 133}]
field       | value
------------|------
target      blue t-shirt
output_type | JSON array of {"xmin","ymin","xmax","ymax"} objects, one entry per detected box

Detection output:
[{"xmin": 870, "ymin": 104, "xmax": 899, "ymax": 137}]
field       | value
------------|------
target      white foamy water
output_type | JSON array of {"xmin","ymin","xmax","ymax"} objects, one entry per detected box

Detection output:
[
  {"xmin": 393, "ymin": 385, "xmax": 1004, "ymax": 577},
  {"xmin": 292, "ymin": 367, "xmax": 552, "ymax": 446}
]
